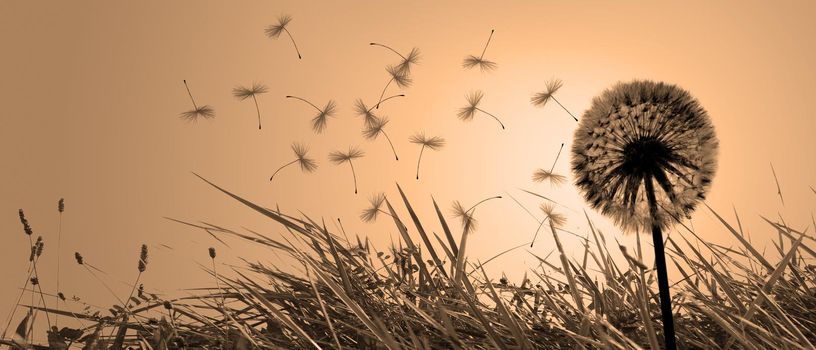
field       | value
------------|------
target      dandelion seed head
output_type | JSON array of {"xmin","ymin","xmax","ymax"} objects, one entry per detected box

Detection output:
[
  {"xmin": 457, "ymin": 90, "xmax": 484, "ymax": 121},
  {"xmin": 532, "ymin": 169, "xmax": 567, "ymax": 186},
  {"xmin": 360, "ymin": 193, "xmax": 386, "ymax": 222},
  {"xmin": 291, "ymin": 143, "xmax": 318, "ymax": 173},
  {"xmin": 265, "ymin": 14, "xmax": 292, "ymax": 39},
  {"xmin": 531, "ymin": 79, "xmax": 564, "ymax": 107},
  {"xmin": 353, "ymin": 99, "xmax": 378, "ymax": 126},
  {"xmin": 312, "ymin": 100, "xmax": 336, "ymax": 134},
  {"xmin": 386, "ymin": 65, "xmax": 412, "ymax": 88},
  {"xmin": 540, "ymin": 203, "xmax": 567, "ymax": 229},
  {"xmin": 180, "ymin": 105, "xmax": 215, "ymax": 121},
  {"xmin": 329, "ymin": 146, "xmax": 365, "ymax": 164},
  {"xmin": 232, "ymin": 82, "xmax": 269, "ymax": 100},
  {"xmin": 409, "ymin": 132, "xmax": 445, "ymax": 150},
  {"xmin": 451, "ymin": 201, "xmax": 478, "ymax": 233},
  {"xmin": 571, "ymin": 80, "xmax": 718, "ymax": 232},
  {"xmin": 462, "ymin": 55, "xmax": 497, "ymax": 72},
  {"xmin": 362, "ymin": 116, "xmax": 389, "ymax": 140}
]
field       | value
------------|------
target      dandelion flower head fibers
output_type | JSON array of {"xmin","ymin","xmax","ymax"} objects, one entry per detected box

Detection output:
[{"xmin": 571, "ymin": 80, "xmax": 718, "ymax": 232}]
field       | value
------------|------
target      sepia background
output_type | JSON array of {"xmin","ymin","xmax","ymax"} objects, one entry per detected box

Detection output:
[{"xmin": 1, "ymin": 0, "xmax": 814, "ymax": 334}]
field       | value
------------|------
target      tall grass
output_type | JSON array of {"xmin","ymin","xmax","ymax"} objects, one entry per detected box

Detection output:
[{"xmin": 5, "ymin": 179, "xmax": 816, "ymax": 349}]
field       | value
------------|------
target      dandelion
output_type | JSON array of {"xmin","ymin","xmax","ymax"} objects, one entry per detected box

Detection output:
[
  {"xmin": 232, "ymin": 82, "xmax": 269, "ymax": 130},
  {"xmin": 462, "ymin": 29, "xmax": 497, "ymax": 72},
  {"xmin": 529, "ymin": 203, "xmax": 567, "ymax": 247},
  {"xmin": 409, "ymin": 132, "xmax": 445, "ymax": 180},
  {"xmin": 269, "ymin": 143, "xmax": 318, "ymax": 181},
  {"xmin": 353, "ymin": 95, "xmax": 404, "ymax": 127},
  {"xmin": 329, "ymin": 146, "xmax": 365, "ymax": 194},
  {"xmin": 376, "ymin": 65, "xmax": 412, "ymax": 109},
  {"xmin": 571, "ymin": 80, "xmax": 718, "ymax": 350},
  {"xmin": 457, "ymin": 90, "xmax": 505, "ymax": 130},
  {"xmin": 362, "ymin": 116, "xmax": 399, "ymax": 161},
  {"xmin": 360, "ymin": 193, "xmax": 387, "ymax": 222},
  {"xmin": 531, "ymin": 78, "xmax": 578, "ymax": 122},
  {"xmin": 265, "ymin": 14, "xmax": 302, "ymax": 59},
  {"xmin": 180, "ymin": 80, "xmax": 215, "ymax": 121},
  {"xmin": 532, "ymin": 143, "xmax": 566, "ymax": 186},
  {"xmin": 286, "ymin": 96, "xmax": 337, "ymax": 133}
]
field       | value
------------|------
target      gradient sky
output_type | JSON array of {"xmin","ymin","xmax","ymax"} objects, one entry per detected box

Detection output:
[{"xmin": 1, "ymin": 0, "xmax": 814, "ymax": 337}]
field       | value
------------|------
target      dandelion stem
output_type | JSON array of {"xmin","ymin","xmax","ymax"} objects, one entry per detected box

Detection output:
[
  {"xmin": 466, "ymin": 196, "xmax": 502, "ymax": 213},
  {"xmin": 549, "ymin": 143, "xmax": 565, "ymax": 173},
  {"xmin": 270, "ymin": 159, "xmax": 299, "ymax": 181},
  {"xmin": 644, "ymin": 176, "xmax": 677, "ymax": 350},
  {"xmin": 286, "ymin": 96, "xmax": 322, "ymax": 113},
  {"xmin": 283, "ymin": 27, "xmax": 302, "ymax": 59},
  {"xmin": 381, "ymin": 130, "xmax": 399, "ymax": 161},
  {"xmin": 252, "ymin": 94, "xmax": 262, "ymax": 130},
  {"xmin": 368, "ymin": 94, "xmax": 404, "ymax": 113},
  {"xmin": 550, "ymin": 96, "xmax": 578, "ymax": 122},
  {"xmin": 183, "ymin": 80, "xmax": 199, "ymax": 110},
  {"xmin": 530, "ymin": 216, "xmax": 551, "ymax": 247},
  {"xmin": 348, "ymin": 160, "xmax": 359, "ymax": 194},
  {"xmin": 370, "ymin": 42, "xmax": 407, "ymax": 61},
  {"xmin": 475, "ymin": 107, "xmax": 505, "ymax": 130},
  {"xmin": 479, "ymin": 29, "xmax": 494, "ymax": 60},
  {"xmin": 376, "ymin": 78, "xmax": 395, "ymax": 109},
  {"xmin": 416, "ymin": 145, "xmax": 425, "ymax": 180}
]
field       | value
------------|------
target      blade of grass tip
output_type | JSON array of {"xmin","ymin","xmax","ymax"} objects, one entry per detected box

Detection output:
[
  {"xmin": 478, "ymin": 264, "xmax": 532, "ymax": 350},
  {"xmin": 305, "ymin": 267, "xmax": 342, "ymax": 350},
  {"xmin": 680, "ymin": 235, "xmax": 747, "ymax": 314},
  {"xmin": 163, "ymin": 217, "xmax": 232, "ymax": 247},
  {"xmin": 304, "ymin": 259, "xmax": 402, "ymax": 350},
  {"xmin": 384, "ymin": 198, "xmax": 434, "ymax": 288},
  {"xmin": 234, "ymin": 276, "xmax": 320, "ymax": 349},
  {"xmin": 431, "ymin": 231, "xmax": 455, "ymax": 263},
  {"xmin": 549, "ymin": 221, "xmax": 585, "ymax": 314},
  {"xmin": 725, "ymin": 235, "xmax": 811, "ymax": 349},
  {"xmin": 193, "ymin": 173, "xmax": 312, "ymax": 236},
  {"xmin": 396, "ymin": 184, "xmax": 448, "ymax": 279},
  {"xmin": 321, "ymin": 219, "xmax": 353, "ymax": 295},
  {"xmin": 432, "ymin": 197, "xmax": 458, "ymax": 258},
  {"xmin": 705, "ymin": 203, "xmax": 774, "ymax": 271}
]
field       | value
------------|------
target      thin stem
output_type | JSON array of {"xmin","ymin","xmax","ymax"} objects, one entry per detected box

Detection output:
[
  {"xmin": 549, "ymin": 143, "xmax": 565, "ymax": 173},
  {"xmin": 270, "ymin": 159, "xmax": 298, "ymax": 181},
  {"xmin": 416, "ymin": 145, "xmax": 426, "ymax": 180},
  {"xmin": 286, "ymin": 96, "xmax": 322, "ymax": 113},
  {"xmin": 252, "ymin": 95, "xmax": 262, "ymax": 130},
  {"xmin": 56, "ymin": 212, "xmax": 62, "ymax": 327},
  {"xmin": 479, "ymin": 29, "xmax": 495, "ymax": 60},
  {"xmin": 475, "ymin": 107, "xmax": 505, "ymax": 130},
  {"xmin": 550, "ymin": 96, "xmax": 578, "ymax": 122},
  {"xmin": 466, "ymin": 196, "xmax": 502, "ymax": 213},
  {"xmin": 348, "ymin": 161, "xmax": 359, "ymax": 194},
  {"xmin": 28, "ymin": 235, "xmax": 51, "ymax": 329},
  {"xmin": 530, "ymin": 216, "xmax": 552, "ymax": 247},
  {"xmin": 381, "ymin": 130, "xmax": 399, "ymax": 161},
  {"xmin": 212, "ymin": 258, "xmax": 227, "ymax": 333},
  {"xmin": 183, "ymin": 80, "xmax": 198, "ymax": 110},
  {"xmin": 1, "ymin": 261, "xmax": 33, "ymax": 339},
  {"xmin": 369, "ymin": 42, "xmax": 406, "ymax": 61},
  {"xmin": 282, "ymin": 28, "xmax": 301, "ymax": 59},
  {"xmin": 368, "ymin": 94, "xmax": 404, "ymax": 113},
  {"xmin": 376, "ymin": 77, "xmax": 395, "ymax": 109},
  {"xmin": 645, "ymin": 176, "xmax": 677, "ymax": 350}
]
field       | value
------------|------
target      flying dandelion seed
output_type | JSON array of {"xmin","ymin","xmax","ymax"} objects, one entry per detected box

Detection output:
[
  {"xmin": 265, "ymin": 14, "xmax": 302, "ymax": 59},
  {"xmin": 409, "ymin": 132, "xmax": 445, "ymax": 180},
  {"xmin": 362, "ymin": 116, "xmax": 399, "ymax": 161},
  {"xmin": 286, "ymin": 96, "xmax": 337, "ymax": 133},
  {"xmin": 533, "ymin": 143, "xmax": 566, "ymax": 186},
  {"xmin": 462, "ymin": 29, "xmax": 497, "ymax": 72},
  {"xmin": 571, "ymin": 80, "xmax": 718, "ymax": 350},
  {"xmin": 329, "ymin": 146, "xmax": 365, "ymax": 194},
  {"xmin": 270, "ymin": 142, "xmax": 318, "ymax": 181},
  {"xmin": 375, "ymin": 65, "xmax": 412, "ymax": 109},
  {"xmin": 232, "ymin": 82, "xmax": 269, "ymax": 130},
  {"xmin": 354, "ymin": 95, "xmax": 404, "ymax": 127},
  {"xmin": 180, "ymin": 80, "xmax": 215, "ymax": 121},
  {"xmin": 369, "ymin": 43, "xmax": 421, "ymax": 75},
  {"xmin": 360, "ymin": 193, "xmax": 387, "ymax": 222},
  {"xmin": 529, "ymin": 203, "xmax": 567, "ymax": 247},
  {"xmin": 531, "ymin": 78, "xmax": 578, "ymax": 122},
  {"xmin": 457, "ymin": 90, "xmax": 505, "ymax": 130}
]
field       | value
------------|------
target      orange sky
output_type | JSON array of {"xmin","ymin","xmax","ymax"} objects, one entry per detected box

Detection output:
[{"xmin": 1, "ymin": 0, "xmax": 815, "ymax": 336}]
